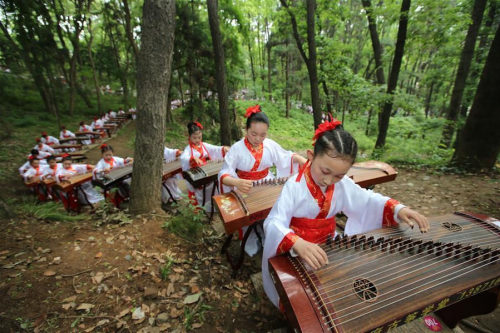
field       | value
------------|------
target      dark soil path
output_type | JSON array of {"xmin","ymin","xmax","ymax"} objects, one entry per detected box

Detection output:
[{"xmin": 0, "ymin": 121, "xmax": 498, "ymax": 332}]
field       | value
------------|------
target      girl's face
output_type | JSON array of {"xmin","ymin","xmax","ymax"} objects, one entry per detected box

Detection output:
[
  {"xmin": 307, "ymin": 150, "xmax": 352, "ymax": 187},
  {"xmin": 190, "ymin": 131, "xmax": 203, "ymax": 146},
  {"xmin": 49, "ymin": 160, "xmax": 57, "ymax": 168},
  {"xmin": 63, "ymin": 160, "xmax": 72, "ymax": 169},
  {"xmin": 30, "ymin": 160, "xmax": 40, "ymax": 168},
  {"xmin": 246, "ymin": 122, "xmax": 268, "ymax": 147},
  {"xmin": 103, "ymin": 151, "xmax": 113, "ymax": 161}
]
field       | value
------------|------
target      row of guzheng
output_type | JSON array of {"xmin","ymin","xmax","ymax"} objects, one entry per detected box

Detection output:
[
  {"xmin": 269, "ymin": 212, "xmax": 500, "ymax": 333},
  {"xmin": 183, "ymin": 160, "xmax": 224, "ymax": 188},
  {"xmin": 52, "ymin": 172, "xmax": 93, "ymax": 193},
  {"xmin": 93, "ymin": 160, "xmax": 182, "ymax": 189},
  {"xmin": 214, "ymin": 160, "xmax": 397, "ymax": 235}
]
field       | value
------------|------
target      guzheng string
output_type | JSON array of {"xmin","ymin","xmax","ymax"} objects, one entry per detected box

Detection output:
[
  {"xmin": 237, "ymin": 178, "xmax": 288, "ymax": 213},
  {"xmin": 322, "ymin": 255, "xmax": 500, "ymax": 327},
  {"xmin": 287, "ymin": 215, "xmax": 500, "ymax": 329}
]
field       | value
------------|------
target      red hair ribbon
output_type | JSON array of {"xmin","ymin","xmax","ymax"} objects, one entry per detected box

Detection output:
[
  {"xmin": 41, "ymin": 131, "xmax": 47, "ymax": 136},
  {"xmin": 36, "ymin": 138, "xmax": 41, "ymax": 142},
  {"xmin": 100, "ymin": 143, "xmax": 108, "ymax": 149},
  {"xmin": 194, "ymin": 121, "xmax": 203, "ymax": 130},
  {"xmin": 312, "ymin": 118, "xmax": 342, "ymax": 143},
  {"xmin": 28, "ymin": 155, "xmax": 35, "ymax": 160},
  {"xmin": 61, "ymin": 153, "xmax": 70, "ymax": 158},
  {"xmin": 245, "ymin": 105, "xmax": 261, "ymax": 118}
]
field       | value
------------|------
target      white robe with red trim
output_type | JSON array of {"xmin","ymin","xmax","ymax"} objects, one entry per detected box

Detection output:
[
  {"xmin": 41, "ymin": 135, "xmax": 60, "ymax": 146},
  {"xmin": 218, "ymin": 138, "xmax": 298, "ymax": 194},
  {"xmin": 42, "ymin": 163, "xmax": 62, "ymax": 180},
  {"xmin": 162, "ymin": 147, "xmax": 181, "ymax": 202},
  {"xmin": 93, "ymin": 156, "xmax": 128, "ymax": 180},
  {"xmin": 262, "ymin": 173, "xmax": 405, "ymax": 307},
  {"xmin": 55, "ymin": 164, "xmax": 103, "ymax": 204},
  {"xmin": 23, "ymin": 165, "xmax": 45, "ymax": 182},
  {"xmin": 78, "ymin": 125, "xmax": 93, "ymax": 145},
  {"xmin": 60, "ymin": 130, "xmax": 76, "ymax": 140},
  {"xmin": 180, "ymin": 142, "xmax": 225, "ymax": 211},
  {"xmin": 34, "ymin": 143, "xmax": 55, "ymax": 155}
]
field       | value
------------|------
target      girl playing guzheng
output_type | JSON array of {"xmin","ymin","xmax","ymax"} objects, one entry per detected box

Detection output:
[
  {"xmin": 261, "ymin": 118, "xmax": 429, "ymax": 307},
  {"xmin": 56, "ymin": 155, "xmax": 103, "ymax": 205},
  {"xmin": 180, "ymin": 121, "xmax": 229, "ymax": 211},
  {"xmin": 218, "ymin": 105, "xmax": 307, "ymax": 255},
  {"xmin": 93, "ymin": 144, "xmax": 133, "ymax": 205},
  {"xmin": 162, "ymin": 146, "xmax": 182, "ymax": 204}
]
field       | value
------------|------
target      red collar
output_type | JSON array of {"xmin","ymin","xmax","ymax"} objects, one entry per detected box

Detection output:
[
  {"xmin": 244, "ymin": 137, "xmax": 264, "ymax": 171},
  {"xmin": 297, "ymin": 161, "xmax": 334, "ymax": 219}
]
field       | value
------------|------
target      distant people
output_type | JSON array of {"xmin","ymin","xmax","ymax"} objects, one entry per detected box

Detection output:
[
  {"xmin": 34, "ymin": 138, "xmax": 55, "ymax": 155},
  {"xmin": 41, "ymin": 131, "xmax": 60, "ymax": 146}
]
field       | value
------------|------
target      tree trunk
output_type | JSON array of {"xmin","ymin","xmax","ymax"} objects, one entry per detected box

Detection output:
[
  {"xmin": 207, "ymin": 0, "xmax": 231, "ymax": 145},
  {"xmin": 122, "ymin": 0, "xmax": 139, "ymax": 60},
  {"xmin": 375, "ymin": 0, "xmax": 411, "ymax": 149},
  {"xmin": 366, "ymin": 108, "xmax": 373, "ymax": 135},
  {"xmin": 280, "ymin": 0, "xmax": 322, "ymax": 128},
  {"xmin": 247, "ymin": 39, "xmax": 256, "ymax": 88},
  {"xmin": 362, "ymin": 0, "xmax": 385, "ymax": 85},
  {"xmin": 267, "ymin": 42, "xmax": 272, "ymax": 100},
  {"xmin": 440, "ymin": 0, "xmax": 487, "ymax": 148},
  {"xmin": 285, "ymin": 45, "xmax": 290, "ymax": 118},
  {"xmin": 129, "ymin": 0, "xmax": 176, "ymax": 214},
  {"xmin": 452, "ymin": 23, "xmax": 500, "ymax": 170},
  {"xmin": 86, "ymin": 18, "xmax": 102, "ymax": 114},
  {"xmin": 425, "ymin": 81, "xmax": 434, "ymax": 118}
]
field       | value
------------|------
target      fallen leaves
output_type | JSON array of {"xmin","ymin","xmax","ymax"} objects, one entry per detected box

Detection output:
[
  {"xmin": 183, "ymin": 292, "xmax": 202, "ymax": 305},
  {"xmin": 76, "ymin": 303, "xmax": 95, "ymax": 311},
  {"xmin": 43, "ymin": 270, "xmax": 56, "ymax": 277}
]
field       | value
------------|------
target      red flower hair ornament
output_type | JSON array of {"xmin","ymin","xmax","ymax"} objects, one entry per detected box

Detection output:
[
  {"xmin": 245, "ymin": 105, "xmax": 261, "ymax": 118},
  {"xmin": 193, "ymin": 121, "xmax": 203, "ymax": 130},
  {"xmin": 312, "ymin": 118, "xmax": 342, "ymax": 144},
  {"xmin": 100, "ymin": 143, "xmax": 108, "ymax": 149},
  {"xmin": 61, "ymin": 153, "xmax": 70, "ymax": 158}
]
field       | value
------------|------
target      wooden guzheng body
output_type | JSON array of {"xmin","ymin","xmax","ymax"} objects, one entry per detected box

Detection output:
[
  {"xmin": 53, "ymin": 173, "xmax": 93, "ymax": 192},
  {"xmin": 94, "ymin": 165, "xmax": 133, "ymax": 188},
  {"xmin": 214, "ymin": 161, "xmax": 397, "ymax": 235},
  {"xmin": 183, "ymin": 160, "xmax": 224, "ymax": 188},
  {"xmin": 269, "ymin": 212, "xmax": 500, "ymax": 333},
  {"xmin": 162, "ymin": 159, "xmax": 182, "ymax": 180}
]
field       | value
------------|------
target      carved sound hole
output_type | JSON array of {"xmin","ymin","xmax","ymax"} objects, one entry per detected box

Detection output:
[
  {"xmin": 353, "ymin": 278, "xmax": 378, "ymax": 302},
  {"xmin": 441, "ymin": 222, "xmax": 462, "ymax": 232}
]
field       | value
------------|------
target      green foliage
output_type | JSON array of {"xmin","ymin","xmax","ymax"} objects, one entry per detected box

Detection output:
[
  {"xmin": 17, "ymin": 199, "xmax": 86, "ymax": 222},
  {"xmin": 159, "ymin": 256, "xmax": 175, "ymax": 281},
  {"xmin": 162, "ymin": 196, "xmax": 206, "ymax": 242},
  {"xmin": 184, "ymin": 301, "xmax": 212, "ymax": 331}
]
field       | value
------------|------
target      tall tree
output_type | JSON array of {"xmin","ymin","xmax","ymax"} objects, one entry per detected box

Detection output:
[
  {"xmin": 207, "ymin": 0, "xmax": 231, "ymax": 145},
  {"xmin": 452, "ymin": 23, "xmax": 500, "ymax": 170},
  {"xmin": 440, "ymin": 0, "xmax": 487, "ymax": 148},
  {"xmin": 375, "ymin": 0, "xmax": 411, "ymax": 149},
  {"xmin": 362, "ymin": 0, "xmax": 385, "ymax": 86},
  {"xmin": 280, "ymin": 0, "xmax": 322, "ymax": 128},
  {"xmin": 129, "ymin": 0, "xmax": 176, "ymax": 214}
]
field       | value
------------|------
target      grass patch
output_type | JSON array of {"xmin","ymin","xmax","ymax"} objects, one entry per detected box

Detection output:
[
  {"xmin": 159, "ymin": 256, "xmax": 175, "ymax": 281},
  {"xmin": 162, "ymin": 196, "xmax": 206, "ymax": 242},
  {"xmin": 17, "ymin": 199, "xmax": 87, "ymax": 222}
]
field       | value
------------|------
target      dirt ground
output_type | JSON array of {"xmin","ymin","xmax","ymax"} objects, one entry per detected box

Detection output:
[{"xmin": 0, "ymin": 121, "xmax": 499, "ymax": 333}]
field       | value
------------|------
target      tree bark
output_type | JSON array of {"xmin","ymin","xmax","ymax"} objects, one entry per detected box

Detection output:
[
  {"xmin": 452, "ymin": 23, "xmax": 500, "ymax": 170},
  {"xmin": 207, "ymin": 0, "xmax": 231, "ymax": 145},
  {"xmin": 86, "ymin": 17, "xmax": 102, "ymax": 114},
  {"xmin": 362, "ymin": 0, "xmax": 385, "ymax": 85},
  {"xmin": 440, "ymin": 0, "xmax": 487, "ymax": 148},
  {"xmin": 375, "ymin": 0, "xmax": 411, "ymax": 149},
  {"xmin": 280, "ymin": 0, "xmax": 322, "ymax": 128},
  {"xmin": 285, "ymin": 43, "xmax": 290, "ymax": 118},
  {"xmin": 129, "ymin": 0, "xmax": 176, "ymax": 214},
  {"xmin": 122, "ymin": 0, "xmax": 140, "ymax": 60}
]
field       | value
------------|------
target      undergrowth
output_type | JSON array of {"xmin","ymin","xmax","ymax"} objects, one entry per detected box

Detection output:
[
  {"xmin": 162, "ymin": 196, "xmax": 206, "ymax": 242},
  {"xmin": 17, "ymin": 199, "xmax": 86, "ymax": 222}
]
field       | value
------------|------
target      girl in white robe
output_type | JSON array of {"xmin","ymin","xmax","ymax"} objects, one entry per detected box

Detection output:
[
  {"xmin": 180, "ymin": 121, "xmax": 228, "ymax": 212},
  {"xmin": 261, "ymin": 119, "xmax": 429, "ymax": 308},
  {"xmin": 219, "ymin": 105, "xmax": 307, "ymax": 256},
  {"xmin": 41, "ymin": 132, "xmax": 60, "ymax": 146},
  {"xmin": 78, "ymin": 122, "xmax": 93, "ymax": 145},
  {"xmin": 93, "ymin": 144, "xmax": 133, "ymax": 206},
  {"xmin": 34, "ymin": 139, "xmax": 55, "ymax": 155},
  {"xmin": 55, "ymin": 156, "xmax": 103, "ymax": 205},
  {"xmin": 162, "ymin": 146, "xmax": 182, "ymax": 204}
]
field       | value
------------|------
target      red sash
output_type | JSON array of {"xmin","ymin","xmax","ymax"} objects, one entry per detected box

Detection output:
[
  {"xmin": 236, "ymin": 168, "xmax": 269, "ymax": 180},
  {"xmin": 189, "ymin": 142, "xmax": 210, "ymax": 167},
  {"xmin": 290, "ymin": 216, "xmax": 336, "ymax": 244}
]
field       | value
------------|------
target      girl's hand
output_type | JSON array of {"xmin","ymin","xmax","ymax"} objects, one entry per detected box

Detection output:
[
  {"xmin": 175, "ymin": 150, "xmax": 182, "ymax": 157},
  {"xmin": 236, "ymin": 179, "xmax": 253, "ymax": 193},
  {"xmin": 104, "ymin": 168, "xmax": 111, "ymax": 174},
  {"xmin": 398, "ymin": 207, "xmax": 429, "ymax": 232},
  {"xmin": 126, "ymin": 157, "xmax": 134, "ymax": 164},
  {"xmin": 292, "ymin": 238, "xmax": 328, "ymax": 270},
  {"xmin": 293, "ymin": 154, "xmax": 307, "ymax": 166},
  {"xmin": 223, "ymin": 146, "xmax": 230, "ymax": 153},
  {"xmin": 193, "ymin": 157, "xmax": 203, "ymax": 166}
]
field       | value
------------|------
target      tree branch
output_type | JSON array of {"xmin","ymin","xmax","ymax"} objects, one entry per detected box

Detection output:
[{"xmin": 279, "ymin": 0, "xmax": 309, "ymax": 64}]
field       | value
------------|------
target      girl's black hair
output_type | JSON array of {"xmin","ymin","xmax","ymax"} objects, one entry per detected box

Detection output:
[
  {"xmin": 101, "ymin": 144, "xmax": 114, "ymax": 154},
  {"xmin": 314, "ymin": 125, "xmax": 358, "ymax": 161},
  {"xmin": 246, "ymin": 111, "xmax": 270, "ymax": 129},
  {"xmin": 31, "ymin": 149, "xmax": 39, "ymax": 155},
  {"xmin": 29, "ymin": 157, "xmax": 39, "ymax": 164},
  {"xmin": 47, "ymin": 155, "xmax": 56, "ymax": 162},
  {"xmin": 187, "ymin": 122, "xmax": 202, "ymax": 136}
]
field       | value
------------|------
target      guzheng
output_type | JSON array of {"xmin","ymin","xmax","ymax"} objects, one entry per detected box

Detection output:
[
  {"xmin": 94, "ymin": 164, "xmax": 133, "ymax": 188},
  {"xmin": 162, "ymin": 159, "xmax": 182, "ymax": 180},
  {"xmin": 214, "ymin": 161, "xmax": 398, "ymax": 235},
  {"xmin": 269, "ymin": 212, "xmax": 500, "ymax": 333},
  {"xmin": 53, "ymin": 172, "xmax": 93, "ymax": 192},
  {"xmin": 183, "ymin": 160, "xmax": 224, "ymax": 188}
]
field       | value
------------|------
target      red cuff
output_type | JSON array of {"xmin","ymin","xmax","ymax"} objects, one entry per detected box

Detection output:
[
  {"xmin": 86, "ymin": 165, "xmax": 92, "ymax": 171},
  {"xmin": 222, "ymin": 147, "xmax": 226, "ymax": 158},
  {"xmin": 219, "ymin": 174, "xmax": 231, "ymax": 194},
  {"xmin": 189, "ymin": 157, "xmax": 197, "ymax": 168},
  {"xmin": 276, "ymin": 232, "xmax": 299, "ymax": 255},
  {"xmin": 383, "ymin": 198, "xmax": 400, "ymax": 227}
]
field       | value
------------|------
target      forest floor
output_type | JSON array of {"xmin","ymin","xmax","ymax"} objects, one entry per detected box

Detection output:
[{"xmin": 0, "ymin": 121, "xmax": 499, "ymax": 333}]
